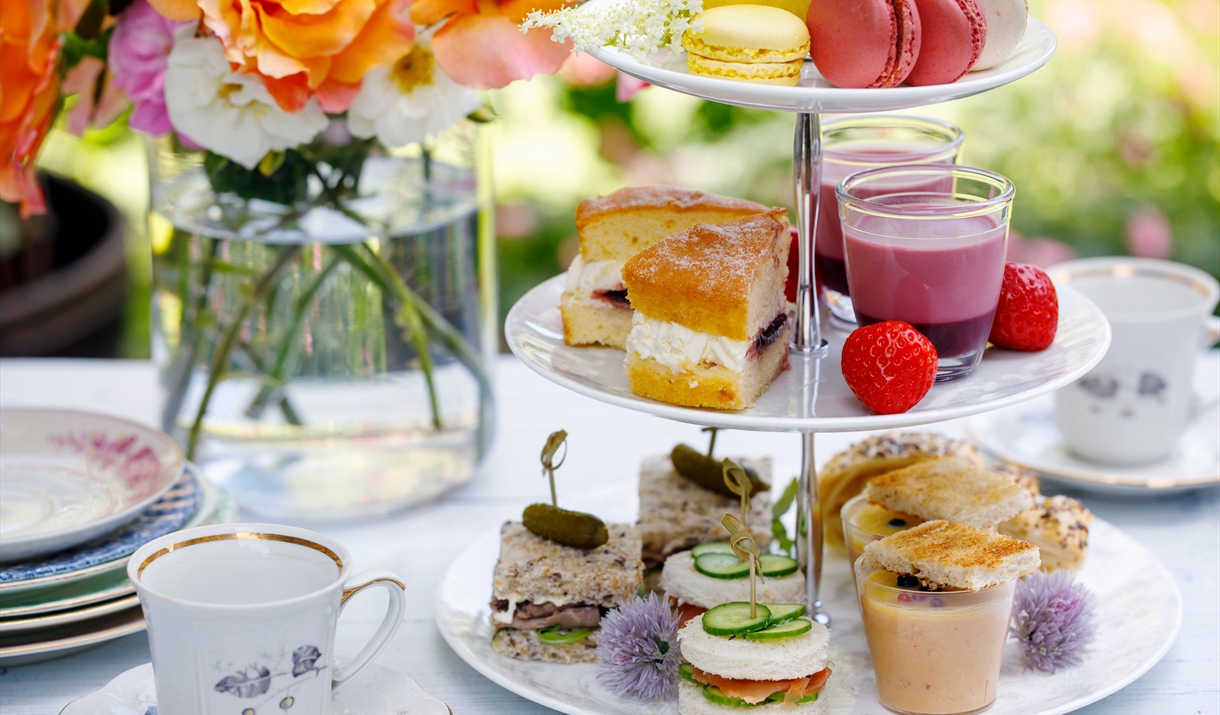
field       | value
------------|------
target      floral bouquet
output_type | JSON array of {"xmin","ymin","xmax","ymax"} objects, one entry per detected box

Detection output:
[{"xmin": 1, "ymin": 0, "xmax": 575, "ymax": 217}]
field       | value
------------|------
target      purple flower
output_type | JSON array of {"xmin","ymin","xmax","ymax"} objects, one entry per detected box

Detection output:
[
  {"xmin": 596, "ymin": 592, "xmax": 682, "ymax": 700},
  {"xmin": 1010, "ymin": 570, "xmax": 1099, "ymax": 674},
  {"xmin": 108, "ymin": 0, "xmax": 188, "ymax": 136}
]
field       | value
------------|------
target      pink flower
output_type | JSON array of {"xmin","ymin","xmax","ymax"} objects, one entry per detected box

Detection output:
[
  {"xmin": 108, "ymin": 0, "xmax": 189, "ymax": 136},
  {"xmin": 1125, "ymin": 205, "xmax": 1174, "ymax": 258}
]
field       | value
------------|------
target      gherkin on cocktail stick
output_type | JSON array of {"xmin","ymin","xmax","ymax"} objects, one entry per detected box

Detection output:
[
  {"xmin": 722, "ymin": 513, "xmax": 765, "ymax": 619},
  {"xmin": 670, "ymin": 427, "xmax": 769, "ymax": 497},
  {"xmin": 522, "ymin": 430, "xmax": 609, "ymax": 549}
]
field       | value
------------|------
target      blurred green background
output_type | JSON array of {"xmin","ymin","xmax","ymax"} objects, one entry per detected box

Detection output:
[{"xmin": 38, "ymin": 0, "xmax": 1220, "ymax": 358}]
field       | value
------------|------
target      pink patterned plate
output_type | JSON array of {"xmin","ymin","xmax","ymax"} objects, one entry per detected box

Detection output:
[{"xmin": 0, "ymin": 409, "xmax": 184, "ymax": 564}]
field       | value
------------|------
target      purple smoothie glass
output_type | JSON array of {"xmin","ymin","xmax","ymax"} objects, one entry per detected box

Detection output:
[{"xmin": 837, "ymin": 165, "xmax": 1015, "ymax": 382}]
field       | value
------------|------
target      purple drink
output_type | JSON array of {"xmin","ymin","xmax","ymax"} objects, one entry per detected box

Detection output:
[{"xmin": 838, "ymin": 165, "xmax": 1015, "ymax": 381}]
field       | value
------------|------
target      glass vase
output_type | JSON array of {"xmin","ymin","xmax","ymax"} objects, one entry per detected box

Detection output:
[{"xmin": 149, "ymin": 120, "xmax": 496, "ymax": 521}]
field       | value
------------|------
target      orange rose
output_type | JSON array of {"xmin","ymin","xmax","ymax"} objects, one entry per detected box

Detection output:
[
  {"xmin": 149, "ymin": 0, "xmax": 414, "ymax": 112},
  {"xmin": 0, "ymin": 0, "xmax": 63, "ymax": 217},
  {"xmin": 409, "ymin": 0, "xmax": 572, "ymax": 89}
]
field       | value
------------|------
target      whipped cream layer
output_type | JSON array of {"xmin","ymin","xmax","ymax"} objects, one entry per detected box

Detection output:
[
  {"xmin": 626, "ymin": 312, "xmax": 753, "ymax": 373},
  {"xmin": 564, "ymin": 255, "xmax": 625, "ymax": 297}
]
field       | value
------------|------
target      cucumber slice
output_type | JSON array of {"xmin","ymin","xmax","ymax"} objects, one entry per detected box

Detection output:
[
  {"xmin": 692, "ymin": 542, "xmax": 736, "ymax": 557},
  {"xmin": 695, "ymin": 553, "xmax": 750, "ymax": 579},
  {"xmin": 744, "ymin": 617, "xmax": 812, "ymax": 641},
  {"xmin": 759, "ymin": 554, "xmax": 799, "ymax": 578},
  {"xmin": 766, "ymin": 691, "xmax": 819, "ymax": 704},
  {"xmin": 678, "ymin": 662, "xmax": 699, "ymax": 684},
  {"xmin": 702, "ymin": 602, "xmax": 772, "ymax": 636},
  {"xmin": 535, "ymin": 625, "xmax": 595, "ymax": 645},
  {"xmin": 702, "ymin": 685, "xmax": 755, "ymax": 707},
  {"xmin": 763, "ymin": 603, "xmax": 806, "ymax": 625}
]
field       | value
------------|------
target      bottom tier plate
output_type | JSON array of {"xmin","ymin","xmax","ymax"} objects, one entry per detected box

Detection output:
[{"xmin": 435, "ymin": 484, "xmax": 1181, "ymax": 715}]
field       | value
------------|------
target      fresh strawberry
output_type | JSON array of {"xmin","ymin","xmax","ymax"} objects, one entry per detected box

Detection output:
[
  {"xmin": 989, "ymin": 262, "xmax": 1058, "ymax": 351},
  {"xmin": 841, "ymin": 321, "xmax": 938, "ymax": 414},
  {"xmin": 785, "ymin": 226, "xmax": 799, "ymax": 303}
]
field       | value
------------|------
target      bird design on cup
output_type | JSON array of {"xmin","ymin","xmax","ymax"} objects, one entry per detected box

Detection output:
[
  {"xmin": 213, "ymin": 644, "xmax": 325, "ymax": 711},
  {"xmin": 1078, "ymin": 369, "xmax": 1169, "ymax": 407}
]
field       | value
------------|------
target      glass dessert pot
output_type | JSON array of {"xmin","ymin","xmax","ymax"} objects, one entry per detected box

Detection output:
[{"xmin": 855, "ymin": 556, "xmax": 1017, "ymax": 715}]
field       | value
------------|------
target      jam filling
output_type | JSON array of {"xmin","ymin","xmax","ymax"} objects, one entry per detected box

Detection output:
[
  {"xmin": 596, "ymin": 289, "xmax": 631, "ymax": 307},
  {"xmin": 753, "ymin": 313, "xmax": 787, "ymax": 352}
]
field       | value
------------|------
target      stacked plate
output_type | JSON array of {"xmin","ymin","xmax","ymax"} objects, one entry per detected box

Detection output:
[{"xmin": 0, "ymin": 409, "xmax": 237, "ymax": 666}]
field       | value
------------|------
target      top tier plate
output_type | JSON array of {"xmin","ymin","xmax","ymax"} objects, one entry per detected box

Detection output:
[
  {"xmin": 506, "ymin": 275, "xmax": 1110, "ymax": 432},
  {"xmin": 588, "ymin": 13, "xmax": 1057, "ymax": 113}
]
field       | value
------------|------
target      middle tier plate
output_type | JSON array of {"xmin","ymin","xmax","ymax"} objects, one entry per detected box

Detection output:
[{"xmin": 505, "ymin": 275, "xmax": 1110, "ymax": 432}]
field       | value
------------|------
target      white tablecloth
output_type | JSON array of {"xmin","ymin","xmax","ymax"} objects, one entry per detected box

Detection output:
[{"xmin": 0, "ymin": 357, "xmax": 1217, "ymax": 714}]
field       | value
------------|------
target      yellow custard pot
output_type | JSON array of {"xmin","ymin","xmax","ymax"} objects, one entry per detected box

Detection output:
[{"xmin": 841, "ymin": 493, "xmax": 924, "ymax": 567}]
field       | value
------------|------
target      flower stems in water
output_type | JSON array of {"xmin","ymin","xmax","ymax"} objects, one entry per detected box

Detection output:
[{"xmin": 185, "ymin": 245, "xmax": 302, "ymax": 460}]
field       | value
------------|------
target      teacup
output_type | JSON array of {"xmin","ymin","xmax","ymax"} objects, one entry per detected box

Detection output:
[
  {"xmin": 1049, "ymin": 257, "xmax": 1220, "ymax": 465},
  {"xmin": 127, "ymin": 523, "xmax": 407, "ymax": 715}
]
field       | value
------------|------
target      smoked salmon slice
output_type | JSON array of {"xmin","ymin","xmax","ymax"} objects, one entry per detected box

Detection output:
[{"xmin": 691, "ymin": 666, "xmax": 832, "ymax": 704}]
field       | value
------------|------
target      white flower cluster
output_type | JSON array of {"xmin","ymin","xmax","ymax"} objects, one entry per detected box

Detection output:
[{"xmin": 521, "ymin": 0, "xmax": 704, "ymax": 62}]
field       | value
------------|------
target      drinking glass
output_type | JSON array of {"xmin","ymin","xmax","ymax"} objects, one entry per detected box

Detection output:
[
  {"xmin": 816, "ymin": 116, "xmax": 965, "ymax": 325},
  {"xmin": 837, "ymin": 165, "xmax": 1014, "ymax": 382}
]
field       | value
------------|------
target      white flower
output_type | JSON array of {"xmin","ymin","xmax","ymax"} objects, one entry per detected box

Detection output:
[
  {"xmin": 346, "ymin": 43, "xmax": 483, "ymax": 148},
  {"xmin": 164, "ymin": 30, "xmax": 328, "ymax": 169},
  {"xmin": 521, "ymin": 0, "xmax": 703, "ymax": 61}
]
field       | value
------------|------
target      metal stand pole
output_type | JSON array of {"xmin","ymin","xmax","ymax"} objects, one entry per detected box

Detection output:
[{"xmin": 792, "ymin": 111, "xmax": 829, "ymax": 625}]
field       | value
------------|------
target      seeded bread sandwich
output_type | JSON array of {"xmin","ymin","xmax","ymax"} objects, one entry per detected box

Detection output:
[
  {"xmin": 999, "ymin": 495, "xmax": 1092, "ymax": 572},
  {"xmin": 490, "ymin": 521, "xmax": 643, "ymax": 663}
]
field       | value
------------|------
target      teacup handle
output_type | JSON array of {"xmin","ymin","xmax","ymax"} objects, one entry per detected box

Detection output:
[
  {"xmin": 1204, "ymin": 316, "xmax": 1220, "ymax": 348},
  {"xmin": 331, "ymin": 567, "xmax": 406, "ymax": 693}
]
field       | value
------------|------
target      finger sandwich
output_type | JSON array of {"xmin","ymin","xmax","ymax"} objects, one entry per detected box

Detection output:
[
  {"xmin": 622, "ymin": 210, "xmax": 792, "ymax": 411},
  {"xmin": 678, "ymin": 608, "xmax": 831, "ymax": 712},
  {"xmin": 637, "ymin": 454, "xmax": 773, "ymax": 569},
  {"xmin": 561, "ymin": 186, "xmax": 769, "ymax": 349},
  {"xmin": 660, "ymin": 549, "xmax": 805, "ymax": 625},
  {"xmin": 490, "ymin": 522, "xmax": 643, "ymax": 663}
]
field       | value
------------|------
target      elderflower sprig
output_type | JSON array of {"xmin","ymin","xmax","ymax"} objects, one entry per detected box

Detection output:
[{"xmin": 521, "ymin": 0, "xmax": 704, "ymax": 62}]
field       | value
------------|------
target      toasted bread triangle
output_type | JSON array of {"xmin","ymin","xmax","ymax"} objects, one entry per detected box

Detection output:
[
  {"xmin": 622, "ymin": 209, "xmax": 789, "ymax": 341},
  {"xmin": 863, "ymin": 520, "xmax": 1040, "ymax": 590}
]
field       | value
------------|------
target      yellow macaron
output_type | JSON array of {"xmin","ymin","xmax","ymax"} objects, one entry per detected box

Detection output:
[{"xmin": 682, "ymin": 5, "xmax": 811, "ymax": 85}]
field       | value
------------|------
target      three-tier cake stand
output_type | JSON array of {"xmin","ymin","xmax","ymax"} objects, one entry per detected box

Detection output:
[{"xmin": 504, "ymin": 12, "xmax": 1111, "ymax": 625}]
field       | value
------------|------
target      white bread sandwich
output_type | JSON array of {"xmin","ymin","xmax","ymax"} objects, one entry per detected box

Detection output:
[
  {"xmin": 622, "ymin": 210, "xmax": 791, "ymax": 410},
  {"xmin": 678, "ymin": 604, "xmax": 831, "ymax": 712},
  {"xmin": 490, "ymin": 521, "xmax": 643, "ymax": 663},
  {"xmin": 819, "ymin": 432, "xmax": 987, "ymax": 550},
  {"xmin": 561, "ymin": 186, "xmax": 769, "ymax": 349},
  {"xmin": 862, "ymin": 520, "xmax": 1041, "ymax": 591},
  {"xmin": 999, "ymin": 495, "xmax": 1093, "ymax": 572},
  {"xmin": 862, "ymin": 456, "xmax": 1035, "ymax": 529},
  {"xmin": 638, "ymin": 454, "xmax": 772, "ymax": 569}
]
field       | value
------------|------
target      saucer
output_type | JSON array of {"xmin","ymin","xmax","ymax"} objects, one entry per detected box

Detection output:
[
  {"xmin": 59, "ymin": 662, "xmax": 452, "ymax": 715},
  {"xmin": 964, "ymin": 393, "xmax": 1220, "ymax": 493},
  {"xmin": 0, "ymin": 409, "xmax": 184, "ymax": 564}
]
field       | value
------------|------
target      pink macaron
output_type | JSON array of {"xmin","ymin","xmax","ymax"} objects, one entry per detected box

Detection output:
[
  {"xmin": 905, "ymin": 0, "xmax": 987, "ymax": 85},
  {"xmin": 807, "ymin": 0, "xmax": 921, "ymax": 88}
]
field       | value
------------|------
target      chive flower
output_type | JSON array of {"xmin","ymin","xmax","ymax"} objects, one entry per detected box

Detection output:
[
  {"xmin": 1010, "ymin": 570, "xmax": 1098, "ymax": 673},
  {"xmin": 596, "ymin": 592, "xmax": 683, "ymax": 700}
]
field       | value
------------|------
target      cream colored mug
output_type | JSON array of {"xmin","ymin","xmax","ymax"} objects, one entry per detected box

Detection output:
[
  {"xmin": 1049, "ymin": 257, "xmax": 1220, "ymax": 465},
  {"xmin": 128, "ymin": 523, "xmax": 406, "ymax": 715}
]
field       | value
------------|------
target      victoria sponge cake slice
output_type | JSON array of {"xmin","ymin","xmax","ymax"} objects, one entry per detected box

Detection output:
[
  {"xmin": 561, "ymin": 186, "xmax": 769, "ymax": 349},
  {"xmin": 622, "ymin": 209, "xmax": 791, "ymax": 410}
]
